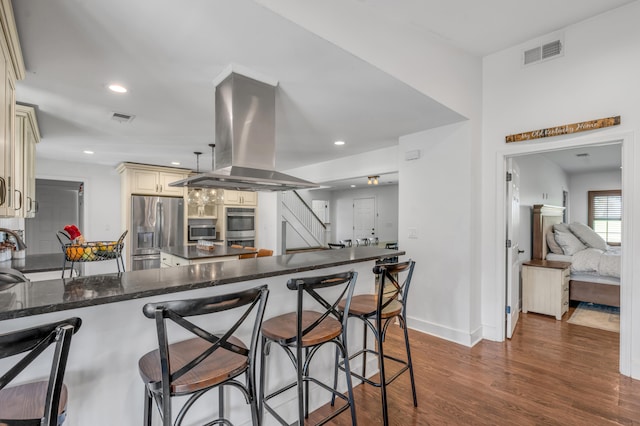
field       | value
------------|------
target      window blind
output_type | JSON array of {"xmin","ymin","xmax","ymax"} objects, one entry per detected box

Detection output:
[{"xmin": 592, "ymin": 194, "xmax": 622, "ymax": 220}]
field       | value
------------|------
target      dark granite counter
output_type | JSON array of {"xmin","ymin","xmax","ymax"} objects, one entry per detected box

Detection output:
[
  {"xmin": 0, "ymin": 247, "xmax": 404, "ymax": 320},
  {"xmin": 161, "ymin": 245, "xmax": 256, "ymax": 260},
  {"xmin": 0, "ymin": 253, "xmax": 65, "ymax": 273}
]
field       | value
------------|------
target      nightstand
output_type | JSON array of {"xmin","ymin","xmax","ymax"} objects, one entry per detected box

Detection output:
[{"xmin": 522, "ymin": 259, "xmax": 571, "ymax": 320}]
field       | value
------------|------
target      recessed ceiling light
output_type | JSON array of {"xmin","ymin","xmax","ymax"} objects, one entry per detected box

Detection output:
[
  {"xmin": 334, "ymin": 140, "xmax": 345, "ymax": 146},
  {"xmin": 83, "ymin": 150, "xmax": 94, "ymax": 155},
  {"xmin": 171, "ymin": 161, "xmax": 181, "ymax": 166},
  {"xmin": 350, "ymin": 185, "xmax": 356, "ymax": 188},
  {"xmin": 108, "ymin": 84, "xmax": 128, "ymax": 93}
]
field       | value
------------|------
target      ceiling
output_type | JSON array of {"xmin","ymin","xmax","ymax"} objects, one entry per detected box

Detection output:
[
  {"xmin": 538, "ymin": 143, "xmax": 622, "ymax": 175},
  {"xmin": 11, "ymin": 0, "xmax": 635, "ymax": 185}
]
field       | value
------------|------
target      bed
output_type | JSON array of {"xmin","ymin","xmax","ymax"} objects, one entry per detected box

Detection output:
[{"xmin": 531, "ymin": 204, "xmax": 620, "ymax": 307}]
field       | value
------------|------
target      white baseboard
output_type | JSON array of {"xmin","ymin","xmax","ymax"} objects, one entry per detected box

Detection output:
[{"xmin": 407, "ymin": 315, "xmax": 482, "ymax": 347}]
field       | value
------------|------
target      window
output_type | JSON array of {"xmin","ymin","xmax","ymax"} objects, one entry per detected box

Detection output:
[{"xmin": 588, "ymin": 190, "xmax": 621, "ymax": 245}]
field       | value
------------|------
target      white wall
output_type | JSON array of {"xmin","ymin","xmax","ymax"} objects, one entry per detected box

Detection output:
[
  {"xmin": 482, "ymin": 2, "xmax": 640, "ymax": 376},
  {"xmin": 274, "ymin": 6, "xmax": 484, "ymax": 346},
  {"xmin": 329, "ymin": 184, "xmax": 398, "ymax": 244},
  {"xmin": 569, "ymin": 170, "xmax": 622, "ymax": 225},
  {"xmin": 36, "ymin": 158, "xmax": 121, "ymax": 275}
]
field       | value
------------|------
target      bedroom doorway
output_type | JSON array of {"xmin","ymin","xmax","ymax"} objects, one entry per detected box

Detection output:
[{"xmin": 503, "ymin": 140, "xmax": 623, "ymax": 341}]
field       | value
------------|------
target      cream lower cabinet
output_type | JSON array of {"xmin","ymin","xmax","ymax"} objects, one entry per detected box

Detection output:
[{"xmin": 522, "ymin": 260, "xmax": 571, "ymax": 320}]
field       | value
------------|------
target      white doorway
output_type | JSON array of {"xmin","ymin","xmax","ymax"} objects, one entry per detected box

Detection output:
[
  {"xmin": 501, "ymin": 137, "xmax": 633, "ymax": 348},
  {"xmin": 353, "ymin": 197, "xmax": 376, "ymax": 241}
]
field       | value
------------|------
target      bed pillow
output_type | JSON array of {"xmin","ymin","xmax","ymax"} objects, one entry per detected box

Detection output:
[
  {"xmin": 554, "ymin": 230, "xmax": 587, "ymax": 255},
  {"xmin": 553, "ymin": 223, "xmax": 571, "ymax": 234},
  {"xmin": 569, "ymin": 222, "xmax": 608, "ymax": 251},
  {"xmin": 546, "ymin": 232, "xmax": 564, "ymax": 254}
]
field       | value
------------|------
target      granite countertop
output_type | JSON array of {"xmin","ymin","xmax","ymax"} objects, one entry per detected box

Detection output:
[
  {"xmin": 0, "ymin": 247, "xmax": 404, "ymax": 320},
  {"xmin": 161, "ymin": 245, "xmax": 257, "ymax": 260},
  {"xmin": 0, "ymin": 253, "xmax": 65, "ymax": 273}
]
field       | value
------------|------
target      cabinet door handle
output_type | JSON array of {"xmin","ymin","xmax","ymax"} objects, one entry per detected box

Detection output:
[
  {"xmin": 159, "ymin": 184, "xmax": 163, "ymax": 192},
  {"xmin": 0, "ymin": 177, "xmax": 5, "ymax": 207},
  {"xmin": 27, "ymin": 196, "xmax": 32, "ymax": 212},
  {"xmin": 14, "ymin": 189, "xmax": 23, "ymax": 210}
]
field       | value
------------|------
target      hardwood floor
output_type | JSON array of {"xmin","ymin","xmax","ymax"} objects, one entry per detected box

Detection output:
[{"xmin": 309, "ymin": 307, "xmax": 640, "ymax": 425}]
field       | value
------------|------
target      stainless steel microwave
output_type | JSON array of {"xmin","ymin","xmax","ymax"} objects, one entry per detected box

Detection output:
[{"xmin": 188, "ymin": 224, "xmax": 216, "ymax": 242}]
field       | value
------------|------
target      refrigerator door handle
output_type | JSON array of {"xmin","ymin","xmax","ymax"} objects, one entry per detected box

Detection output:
[{"xmin": 157, "ymin": 202, "xmax": 164, "ymax": 248}]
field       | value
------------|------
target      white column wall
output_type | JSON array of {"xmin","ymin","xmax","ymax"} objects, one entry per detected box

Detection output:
[
  {"xmin": 482, "ymin": 2, "xmax": 640, "ymax": 376},
  {"xmin": 399, "ymin": 121, "xmax": 479, "ymax": 345}
]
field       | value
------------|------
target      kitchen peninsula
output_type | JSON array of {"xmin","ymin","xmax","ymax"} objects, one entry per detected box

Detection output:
[
  {"xmin": 160, "ymin": 244, "xmax": 257, "ymax": 267},
  {"xmin": 0, "ymin": 246, "xmax": 404, "ymax": 426}
]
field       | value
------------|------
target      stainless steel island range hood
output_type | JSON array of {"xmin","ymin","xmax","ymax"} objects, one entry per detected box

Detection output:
[{"xmin": 170, "ymin": 71, "xmax": 318, "ymax": 191}]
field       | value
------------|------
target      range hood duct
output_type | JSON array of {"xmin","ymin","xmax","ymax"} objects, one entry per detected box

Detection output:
[{"xmin": 170, "ymin": 72, "xmax": 318, "ymax": 191}]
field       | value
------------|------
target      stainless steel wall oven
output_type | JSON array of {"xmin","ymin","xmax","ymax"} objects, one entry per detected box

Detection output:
[{"xmin": 225, "ymin": 207, "xmax": 255, "ymax": 246}]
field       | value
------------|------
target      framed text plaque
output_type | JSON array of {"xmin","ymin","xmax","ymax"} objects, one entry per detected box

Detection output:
[{"xmin": 506, "ymin": 116, "xmax": 620, "ymax": 143}]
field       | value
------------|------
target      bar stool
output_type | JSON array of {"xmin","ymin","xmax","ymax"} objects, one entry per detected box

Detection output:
[
  {"xmin": 138, "ymin": 285, "xmax": 269, "ymax": 426},
  {"xmin": 355, "ymin": 238, "xmax": 369, "ymax": 247},
  {"xmin": 260, "ymin": 270, "xmax": 358, "ymax": 425},
  {"xmin": 339, "ymin": 239, "xmax": 352, "ymax": 247},
  {"xmin": 0, "ymin": 317, "xmax": 82, "ymax": 426},
  {"xmin": 338, "ymin": 260, "xmax": 417, "ymax": 426}
]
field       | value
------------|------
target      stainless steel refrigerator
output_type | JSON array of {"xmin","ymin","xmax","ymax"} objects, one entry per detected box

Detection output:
[{"xmin": 130, "ymin": 195, "xmax": 184, "ymax": 270}]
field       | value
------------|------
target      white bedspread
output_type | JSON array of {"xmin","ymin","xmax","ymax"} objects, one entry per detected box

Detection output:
[{"xmin": 571, "ymin": 247, "xmax": 620, "ymax": 278}]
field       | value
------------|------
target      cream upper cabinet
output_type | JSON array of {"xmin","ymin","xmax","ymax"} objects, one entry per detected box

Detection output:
[
  {"xmin": 117, "ymin": 163, "xmax": 188, "ymax": 197},
  {"xmin": 0, "ymin": 0, "xmax": 25, "ymax": 218},
  {"xmin": 15, "ymin": 105, "xmax": 40, "ymax": 218},
  {"xmin": 223, "ymin": 189, "xmax": 256, "ymax": 206}
]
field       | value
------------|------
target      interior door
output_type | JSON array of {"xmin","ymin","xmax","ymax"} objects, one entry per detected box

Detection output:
[
  {"xmin": 353, "ymin": 197, "xmax": 376, "ymax": 240},
  {"xmin": 506, "ymin": 158, "xmax": 521, "ymax": 339}
]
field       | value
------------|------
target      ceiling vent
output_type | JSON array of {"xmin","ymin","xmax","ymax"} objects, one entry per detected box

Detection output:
[
  {"xmin": 523, "ymin": 38, "xmax": 563, "ymax": 66},
  {"xmin": 111, "ymin": 112, "xmax": 135, "ymax": 123}
]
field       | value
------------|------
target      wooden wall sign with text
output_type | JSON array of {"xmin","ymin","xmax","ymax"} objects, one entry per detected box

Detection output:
[{"xmin": 505, "ymin": 116, "xmax": 621, "ymax": 143}]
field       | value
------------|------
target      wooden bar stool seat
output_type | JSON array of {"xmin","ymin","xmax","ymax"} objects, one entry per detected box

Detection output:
[
  {"xmin": 340, "ymin": 295, "xmax": 402, "ymax": 319},
  {"xmin": 0, "ymin": 382, "xmax": 68, "ymax": 422},
  {"xmin": 0, "ymin": 317, "xmax": 82, "ymax": 426},
  {"xmin": 138, "ymin": 336, "xmax": 248, "ymax": 394},
  {"xmin": 261, "ymin": 310, "xmax": 342, "ymax": 347}
]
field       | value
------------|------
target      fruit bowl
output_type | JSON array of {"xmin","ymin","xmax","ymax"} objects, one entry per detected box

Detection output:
[{"xmin": 63, "ymin": 240, "xmax": 123, "ymax": 262}]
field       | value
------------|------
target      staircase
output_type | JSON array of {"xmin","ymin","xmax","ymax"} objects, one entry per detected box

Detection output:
[{"xmin": 281, "ymin": 191, "xmax": 327, "ymax": 251}]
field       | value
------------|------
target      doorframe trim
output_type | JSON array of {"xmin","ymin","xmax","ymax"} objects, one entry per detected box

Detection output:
[{"xmin": 493, "ymin": 130, "xmax": 634, "ymax": 377}]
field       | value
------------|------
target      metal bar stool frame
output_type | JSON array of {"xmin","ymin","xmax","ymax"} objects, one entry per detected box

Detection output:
[
  {"xmin": 259, "ymin": 270, "xmax": 359, "ymax": 426},
  {"xmin": 0, "ymin": 317, "xmax": 82, "ymax": 426},
  {"xmin": 337, "ymin": 260, "xmax": 417, "ymax": 426},
  {"xmin": 138, "ymin": 285, "xmax": 269, "ymax": 426}
]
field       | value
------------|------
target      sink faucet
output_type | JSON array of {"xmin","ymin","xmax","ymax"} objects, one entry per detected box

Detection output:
[{"xmin": 0, "ymin": 228, "xmax": 27, "ymax": 250}]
